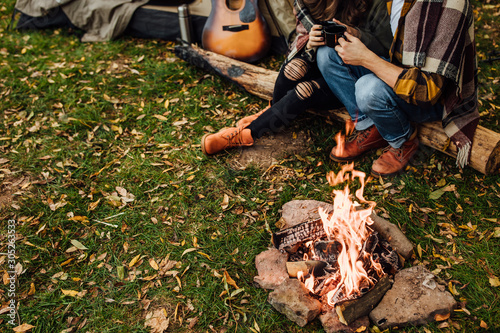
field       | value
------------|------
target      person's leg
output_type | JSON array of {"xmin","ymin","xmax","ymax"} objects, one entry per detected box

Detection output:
[
  {"xmin": 316, "ymin": 46, "xmax": 374, "ymax": 130},
  {"xmin": 272, "ymin": 56, "xmax": 311, "ymax": 103},
  {"xmin": 202, "ymin": 58, "xmax": 340, "ymax": 155},
  {"xmin": 248, "ymin": 75, "xmax": 340, "ymax": 138},
  {"xmin": 238, "ymin": 56, "xmax": 332, "ymax": 129},
  {"xmin": 354, "ymin": 73, "xmax": 443, "ymax": 176},
  {"xmin": 354, "ymin": 74, "xmax": 443, "ymax": 148}
]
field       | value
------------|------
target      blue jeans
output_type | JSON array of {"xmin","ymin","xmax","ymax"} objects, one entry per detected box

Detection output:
[{"xmin": 316, "ymin": 46, "xmax": 443, "ymax": 148}]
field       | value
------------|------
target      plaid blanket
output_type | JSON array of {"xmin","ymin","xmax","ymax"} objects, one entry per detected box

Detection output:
[
  {"xmin": 401, "ymin": 0, "xmax": 479, "ymax": 167},
  {"xmin": 286, "ymin": 0, "xmax": 316, "ymax": 61}
]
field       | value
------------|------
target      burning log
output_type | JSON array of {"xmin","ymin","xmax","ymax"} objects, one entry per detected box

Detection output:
[
  {"xmin": 369, "ymin": 212, "xmax": 413, "ymax": 260},
  {"xmin": 313, "ymin": 240, "xmax": 341, "ymax": 264},
  {"xmin": 286, "ymin": 260, "xmax": 328, "ymax": 278},
  {"xmin": 174, "ymin": 44, "xmax": 500, "ymax": 175},
  {"xmin": 272, "ymin": 218, "xmax": 327, "ymax": 251},
  {"xmin": 335, "ymin": 274, "xmax": 392, "ymax": 325}
]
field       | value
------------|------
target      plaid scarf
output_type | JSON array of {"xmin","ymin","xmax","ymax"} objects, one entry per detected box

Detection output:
[
  {"xmin": 400, "ymin": 0, "xmax": 479, "ymax": 167},
  {"xmin": 287, "ymin": 0, "xmax": 317, "ymax": 60}
]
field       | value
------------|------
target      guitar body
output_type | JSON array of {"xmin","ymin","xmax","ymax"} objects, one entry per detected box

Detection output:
[{"xmin": 202, "ymin": 0, "xmax": 271, "ymax": 63}]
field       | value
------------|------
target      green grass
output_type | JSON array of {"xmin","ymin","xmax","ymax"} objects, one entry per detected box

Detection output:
[{"xmin": 1, "ymin": 1, "xmax": 499, "ymax": 332}]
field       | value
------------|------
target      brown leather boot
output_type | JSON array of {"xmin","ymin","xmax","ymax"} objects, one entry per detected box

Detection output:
[
  {"xmin": 371, "ymin": 131, "xmax": 419, "ymax": 177},
  {"xmin": 237, "ymin": 103, "xmax": 271, "ymax": 128},
  {"xmin": 201, "ymin": 127, "xmax": 254, "ymax": 155},
  {"xmin": 330, "ymin": 125, "xmax": 388, "ymax": 162}
]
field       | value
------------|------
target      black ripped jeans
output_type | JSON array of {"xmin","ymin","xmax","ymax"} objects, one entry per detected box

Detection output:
[{"xmin": 247, "ymin": 54, "xmax": 340, "ymax": 139}]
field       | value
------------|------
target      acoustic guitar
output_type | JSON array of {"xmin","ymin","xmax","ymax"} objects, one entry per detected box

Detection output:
[{"xmin": 202, "ymin": 0, "xmax": 271, "ymax": 63}]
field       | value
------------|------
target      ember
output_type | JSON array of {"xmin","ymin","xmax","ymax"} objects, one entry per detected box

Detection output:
[{"xmin": 273, "ymin": 163, "xmax": 400, "ymax": 309}]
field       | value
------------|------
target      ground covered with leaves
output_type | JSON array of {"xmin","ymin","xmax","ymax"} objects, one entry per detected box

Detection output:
[{"xmin": 1, "ymin": 0, "xmax": 499, "ymax": 332}]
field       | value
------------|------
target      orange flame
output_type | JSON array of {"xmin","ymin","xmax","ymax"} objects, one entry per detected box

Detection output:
[
  {"xmin": 334, "ymin": 119, "xmax": 355, "ymax": 157},
  {"xmin": 297, "ymin": 270, "xmax": 315, "ymax": 293},
  {"xmin": 319, "ymin": 163, "xmax": 382, "ymax": 306}
]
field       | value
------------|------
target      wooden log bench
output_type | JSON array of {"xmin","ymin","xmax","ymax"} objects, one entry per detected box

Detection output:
[{"xmin": 174, "ymin": 44, "xmax": 500, "ymax": 175}]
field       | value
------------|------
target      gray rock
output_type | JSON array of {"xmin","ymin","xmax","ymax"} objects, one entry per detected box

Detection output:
[
  {"xmin": 268, "ymin": 279, "xmax": 322, "ymax": 327},
  {"xmin": 280, "ymin": 199, "xmax": 333, "ymax": 229},
  {"xmin": 253, "ymin": 248, "xmax": 289, "ymax": 290},
  {"xmin": 369, "ymin": 265, "xmax": 457, "ymax": 329},
  {"xmin": 319, "ymin": 310, "xmax": 370, "ymax": 333}
]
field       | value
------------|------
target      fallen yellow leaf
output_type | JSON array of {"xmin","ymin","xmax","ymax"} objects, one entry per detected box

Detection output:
[
  {"xmin": 153, "ymin": 114, "xmax": 168, "ymax": 121},
  {"xmin": 68, "ymin": 215, "xmax": 89, "ymax": 222},
  {"xmin": 181, "ymin": 248, "xmax": 197, "ymax": 257},
  {"xmin": 448, "ymin": 281, "xmax": 459, "ymax": 296},
  {"xmin": 61, "ymin": 289, "xmax": 79, "ymax": 297},
  {"xmin": 417, "ymin": 244, "xmax": 423, "ymax": 258},
  {"xmin": 197, "ymin": 251, "xmax": 212, "ymax": 261},
  {"xmin": 221, "ymin": 193, "xmax": 229, "ymax": 210},
  {"xmin": 149, "ymin": 258, "xmax": 159, "ymax": 270},
  {"xmin": 223, "ymin": 271, "xmax": 239, "ymax": 289},
  {"xmin": 434, "ymin": 312, "xmax": 450, "ymax": 321},
  {"xmin": 144, "ymin": 308, "xmax": 169, "ymax": 333},
  {"xmin": 175, "ymin": 275, "xmax": 182, "ymax": 290},
  {"xmin": 60, "ymin": 258, "xmax": 74, "ymax": 267},
  {"xmin": 13, "ymin": 323, "xmax": 35, "ymax": 332},
  {"xmin": 70, "ymin": 239, "xmax": 88, "ymax": 250},
  {"xmin": 128, "ymin": 254, "xmax": 141, "ymax": 268},
  {"xmin": 28, "ymin": 283, "xmax": 35, "ymax": 296},
  {"xmin": 489, "ymin": 276, "xmax": 500, "ymax": 287}
]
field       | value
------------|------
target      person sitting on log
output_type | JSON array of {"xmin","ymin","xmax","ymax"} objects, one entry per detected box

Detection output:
[
  {"xmin": 201, "ymin": 0, "xmax": 392, "ymax": 156},
  {"xmin": 317, "ymin": 0, "xmax": 479, "ymax": 177}
]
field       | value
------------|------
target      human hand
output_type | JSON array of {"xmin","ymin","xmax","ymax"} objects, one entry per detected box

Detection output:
[
  {"xmin": 334, "ymin": 32, "xmax": 372, "ymax": 66},
  {"xmin": 330, "ymin": 19, "xmax": 360, "ymax": 38},
  {"xmin": 306, "ymin": 24, "xmax": 325, "ymax": 49}
]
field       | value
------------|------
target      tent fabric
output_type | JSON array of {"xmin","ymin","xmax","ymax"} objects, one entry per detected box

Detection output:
[
  {"xmin": 14, "ymin": 0, "xmax": 296, "ymax": 55},
  {"xmin": 15, "ymin": 0, "xmax": 148, "ymax": 42},
  {"xmin": 259, "ymin": 0, "xmax": 295, "ymax": 44},
  {"xmin": 125, "ymin": 7, "xmax": 207, "ymax": 44}
]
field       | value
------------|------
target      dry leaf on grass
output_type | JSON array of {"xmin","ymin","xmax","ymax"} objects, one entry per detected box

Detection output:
[
  {"xmin": 144, "ymin": 308, "xmax": 170, "ymax": 333},
  {"xmin": 223, "ymin": 271, "xmax": 239, "ymax": 289},
  {"xmin": 13, "ymin": 323, "xmax": 35, "ymax": 332},
  {"xmin": 489, "ymin": 276, "xmax": 500, "ymax": 287}
]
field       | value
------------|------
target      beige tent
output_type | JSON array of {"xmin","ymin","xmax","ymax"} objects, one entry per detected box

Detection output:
[{"xmin": 14, "ymin": 0, "xmax": 296, "ymax": 55}]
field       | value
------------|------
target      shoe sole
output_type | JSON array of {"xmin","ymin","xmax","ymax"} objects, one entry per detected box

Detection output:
[
  {"xmin": 329, "ymin": 144, "xmax": 389, "ymax": 163},
  {"xmin": 329, "ymin": 152, "xmax": 359, "ymax": 163},
  {"xmin": 370, "ymin": 161, "xmax": 410, "ymax": 178},
  {"xmin": 201, "ymin": 133, "xmax": 212, "ymax": 156},
  {"xmin": 201, "ymin": 127, "xmax": 232, "ymax": 156},
  {"xmin": 370, "ymin": 169, "xmax": 400, "ymax": 178}
]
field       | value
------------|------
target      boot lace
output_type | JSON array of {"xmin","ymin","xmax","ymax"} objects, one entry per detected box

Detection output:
[
  {"xmin": 225, "ymin": 129, "xmax": 244, "ymax": 146},
  {"xmin": 380, "ymin": 145, "xmax": 403, "ymax": 160},
  {"xmin": 347, "ymin": 128, "xmax": 371, "ymax": 143}
]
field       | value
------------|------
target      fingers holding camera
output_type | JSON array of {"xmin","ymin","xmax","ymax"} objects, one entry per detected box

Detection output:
[
  {"xmin": 330, "ymin": 19, "xmax": 359, "ymax": 38},
  {"xmin": 334, "ymin": 32, "xmax": 370, "ymax": 66}
]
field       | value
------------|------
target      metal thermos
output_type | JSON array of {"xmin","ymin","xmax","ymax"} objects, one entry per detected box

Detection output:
[{"xmin": 178, "ymin": 5, "xmax": 192, "ymax": 44}]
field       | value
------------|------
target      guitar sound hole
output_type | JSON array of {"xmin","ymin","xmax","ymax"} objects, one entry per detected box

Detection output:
[{"xmin": 226, "ymin": 0, "xmax": 243, "ymax": 10}]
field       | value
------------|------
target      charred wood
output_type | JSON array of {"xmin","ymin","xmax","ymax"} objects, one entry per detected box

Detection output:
[{"xmin": 335, "ymin": 274, "xmax": 392, "ymax": 325}]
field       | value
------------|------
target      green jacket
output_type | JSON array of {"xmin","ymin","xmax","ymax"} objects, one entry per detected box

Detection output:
[{"xmin": 356, "ymin": 0, "xmax": 393, "ymax": 58}]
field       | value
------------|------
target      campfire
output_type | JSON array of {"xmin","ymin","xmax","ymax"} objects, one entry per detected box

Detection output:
[
  {"xmin": 254, "ymin": 124, "xmax": 457, "ymax": 331},
  {"xmin": 248, "ymin": 125, "xmax": 463, "ymax": 331},
  {"xmin": 271, "ymin": 162, "xmax": 400, "ymax": 325}
]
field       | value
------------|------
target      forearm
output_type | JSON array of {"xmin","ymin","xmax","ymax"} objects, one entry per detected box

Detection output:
[
  {"xmin": 335, "ymin": 33, "xmax": 403, "ymax": 88},
  {"xmin": 361, "ymin": 52, "xmax": 404, "ymax": 88}
]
